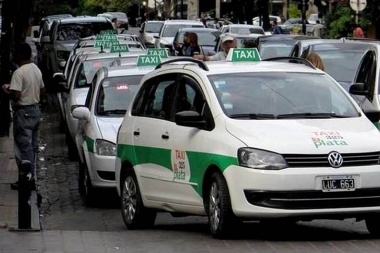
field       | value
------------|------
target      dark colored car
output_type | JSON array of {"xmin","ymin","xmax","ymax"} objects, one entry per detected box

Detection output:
[
  {"xmin": 172, "ymin": 27, "xmax": 220, "ymax": 56},
  {"xmin": 256, "ymin": 34, "xmax": 316, "ymax": 59},
  {"xmin": 279, "ymin": 18, "xmax": 314, "ymax": 35}
]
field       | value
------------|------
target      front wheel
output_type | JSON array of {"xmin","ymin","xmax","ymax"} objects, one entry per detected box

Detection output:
[
  {"xmin": 207, "ymin": 172, "xmax": 238, "ymax": 238},
  {"xmin": 121, "ymin": 169, "xmax": 156, "ymax": 229}
]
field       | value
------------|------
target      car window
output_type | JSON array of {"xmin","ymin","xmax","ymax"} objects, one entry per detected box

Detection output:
[
  {"xmin": 259, "ymin": 42, "xmax": 295, "ymax": 59},
  {"xmin": 146, "ymin": 22, "xmax": 163, "ymax": 33},
  {"xmin": 173, "ymin": 77, "xmax": 205, "ymax": 115},
  {"xmin": 177, "ymin": 31, "xmax": 219, "ymax": 46},
  {"xmin": 81, "ymin": 58, "xmax": 120, "ymax": 86},
  {"xmin": 56, "ymin": 23, "xmax": 111, "ymax": 41},
  {"xmin": 96, "ymin": 75, "xmax": 141, "ymax": 115},
  {"xmin": 132, "ymin": 74, "xmax": 178, "ymax": 119},
  {"xmin": 208, "ymin": 72, "xmax": 360, "ymax": 117}
]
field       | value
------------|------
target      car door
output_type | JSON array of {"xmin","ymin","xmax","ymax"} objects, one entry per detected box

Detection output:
[
  {"xmin": 131, "ymin": 73, "xmax": 179, "ymax": 203},
  {"xmin": 163, "ymin": 74, "xmax": 215, "ymax": 207}
]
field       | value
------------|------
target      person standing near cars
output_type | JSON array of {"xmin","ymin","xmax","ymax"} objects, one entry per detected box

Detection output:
[
  {"xmin": 311, "ymin": 20, "xmax": 324, "ymax": 37},
  {"xmin": 272, "ymin": 20, "xmax": 282, "ymax": 34},
  {"xmin": 194, "ymin": 35, "xmax": 237, "ymax": 61},
  {"xmin": 2, "ymin": 43, "xmax": 45, "ymax": 190},
  {"xmin": 306, "ymin": 52, "xmax": 325, "ymax": 71}
]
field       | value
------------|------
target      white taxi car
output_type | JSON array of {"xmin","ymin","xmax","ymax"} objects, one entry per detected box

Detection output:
[
  {"xmin": 71, "ymin": 55, "xmax": 162, "ymax": 205},
  {"xmin": 115, "ymin": 49, "xmax": 380, "ymax": 238}
]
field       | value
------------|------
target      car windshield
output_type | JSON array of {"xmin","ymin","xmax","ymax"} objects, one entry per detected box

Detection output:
[
  {"xmin": 311, "ymin": 43, "xmax": 369, "ymax": 83},
  {"xmin": 208, "ymin": 72, "xmax": 359, "ymax": 118},
  {"xmin": 96, "ymin": 75, "xmax": 142, "ymax": 116},
  {"xmin": 56, "ymin": 23, "xmax": 112, "ymax": 41},
  {"xmin": 162, "ymin": 24, "xmax": 204, "ymax": 37},
  {"xmin": 110, "ymin": 13, "xmax": 127, "ymax": 20},
  {"xmin": 259, "ymin": 42, "xmax": 295, "ymax": 59},
  {"xmin": 146, "ymin": 22, "xmax": 164, "ymax": 33}
]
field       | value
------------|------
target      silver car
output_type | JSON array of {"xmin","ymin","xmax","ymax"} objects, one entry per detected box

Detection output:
[{"xmin": 139, "ymin": 20, "xmax": 164, "ymax": 48}]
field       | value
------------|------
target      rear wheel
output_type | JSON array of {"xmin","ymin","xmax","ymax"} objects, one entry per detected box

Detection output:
[
  {"xmin": 121, "ymin": 169, "xmax": 156, "ymax": 229},
  {"xmin": 207, "ymin": 172, "xmax": 238, "ymax": 239}
]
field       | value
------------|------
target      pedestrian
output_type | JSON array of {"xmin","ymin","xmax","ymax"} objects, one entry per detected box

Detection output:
[
  {"xmin": 353, "ymin": 24, "xmax": 364, "ymax": 38},
  {"xmin": 306, "ymin": 52, "xmax": 325, "ymax": 71},
  {"xmin": 111, "ymin": 17, "xmax": 118, "ymax": 29},
  {"xmin": 194, "ymin": 35, "xmax": 237, "ymax": 61},
  {"xmin": 1, "ymin": 43, "xmax": 45, "ymax": 190},
  {"xmin": 176, "ymin": 32, "xmax": 201, "ymax": 57},
  {"xmin": 272, "ymin": 20, "xmax": 282, "ymax": 34},
  {"xmin": 311, "ymin": 20, "xmax": 324, "ymax": 38},
  {"xmin": 214, "ymin": 18, "xmax": 221, "ymax": 29}
]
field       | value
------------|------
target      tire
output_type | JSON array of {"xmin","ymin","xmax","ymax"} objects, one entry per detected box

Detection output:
[
  {"xmin": 207, "ymin": 172, "xmax": 238, "ymax": 239},
  {"xmin": 121, "ymin": 169, "xmax": 156, "ymax": 229},
  {"xmin": 82, "ymin": 161, "xmax": 96, "ymax": 207},
  {"xmin": 65, "ymin": 132, "xmax": 78, "ymax": 161},
  {"xmin": 365, "ymin": 216, "xmax": 380, "ymax": 236},
  {"xmin": 78, "ymin": 161, "xmax": 86, "ymax": 196}
]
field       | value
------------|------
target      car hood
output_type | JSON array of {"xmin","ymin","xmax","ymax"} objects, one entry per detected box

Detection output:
[
  {"xmin": 96, "ymin": 117, "xmax": 123, "ymax": 143},
  {"xmin": 72, "ymin": 88, "xmax": 89, "ymax": 106},
  {"xmin": 225, "ymin": 118, "xmax": 380, "ymax": 153}
]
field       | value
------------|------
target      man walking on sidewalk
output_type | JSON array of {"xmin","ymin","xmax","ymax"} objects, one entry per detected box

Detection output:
[{"xmin": 2, "ymin": 43, "xmax": 45, "ymax": 190}]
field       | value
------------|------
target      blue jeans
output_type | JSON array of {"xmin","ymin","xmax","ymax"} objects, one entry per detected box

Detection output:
[{"xmin": 12, "ymin": 105, "xmax": 41, "ymax": 176}]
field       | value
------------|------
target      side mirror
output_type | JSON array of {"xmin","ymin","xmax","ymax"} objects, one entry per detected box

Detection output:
[
  {"xmin": 72, "ymin": 106, "xmax": 90, "ymax": 121},
  {"xmin": 363, "ymin": 109, "xmax": 380, "ymax": 124},
  {"xmin": 349, "ymin": 83, "xmax": 369, "ymax": 96},
  {"xmin": 41, "ymin": 36, "xmax": 51, "ymax": 43},
  {"xmin": 175, "ymin": 111, "xmax": 206, "ymax": 129},
  {"xmin": 53, "ymin": 72, "xmax": 68, "ymax": 92}
]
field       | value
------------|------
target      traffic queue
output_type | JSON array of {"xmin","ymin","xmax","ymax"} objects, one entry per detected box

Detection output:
[{"xmin": 44, "ymin": 18, "xmax": 380, "ymax": 239}]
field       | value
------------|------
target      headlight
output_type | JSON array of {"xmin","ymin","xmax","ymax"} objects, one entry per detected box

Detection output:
[
  {"xmin": 95, "ymin": 139, "xmax": 116, "ymax": 156},
  {"xmin": 238, "ymin": 148, "xmax": 288, "ymax": 170}
]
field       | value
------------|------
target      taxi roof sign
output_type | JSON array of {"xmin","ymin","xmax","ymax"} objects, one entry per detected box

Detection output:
[
  {"xmin": 110, "ymin": 44, "xmax": 129, "ymax": 53},
  {"xmin": 99, "ymin": 29, "xmax": 117, "ymax": 35},
  {"xmin": 226, "ymin": 48, "xmax": 261, "ymax": 62},
  {"xmin": 147, "ymin": 48, "xmax": 169, "ymax": 58},
  {"xmin": 94, "ymin": 40, "xmax": 120, "ymax": 49},
  {"xmin": 137, "ymin": 55, "xmax": 162, "ymax": 66}
]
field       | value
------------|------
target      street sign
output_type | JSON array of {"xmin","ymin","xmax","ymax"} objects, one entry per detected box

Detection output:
[{"xmin": 350, "ymin": 0, "xmax": 367, "ymax": 11}]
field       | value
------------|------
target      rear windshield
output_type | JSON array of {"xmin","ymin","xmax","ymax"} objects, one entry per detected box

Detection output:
[
  {"xmin": 146, "ymin": 22, "xmax": 164, "ymax": 33},
  {"xmin": 56, "ymin": 22, "xmax": 113, "ymax": 40},
  {"xmin": 96, "ymin": 76, "xmax": 142, "ymax": 116}
]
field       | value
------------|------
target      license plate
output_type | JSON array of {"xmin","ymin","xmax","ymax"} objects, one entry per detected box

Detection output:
[{"xmin": 322, "ymin": 175, "xmax": 355, "ymax": 192}]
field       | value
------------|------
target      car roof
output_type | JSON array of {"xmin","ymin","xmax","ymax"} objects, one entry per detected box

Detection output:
[
  {"xmin": 258, "ymin": 34, "xmax": 315, "ymax": 41},
  {"xmin": 223, "ymin": 24, "xmax": 263, "ymax": 28},
  {"xmin": 177, "ymin": 27, "xmax": 218, "ymax": 32},
  {"xmin": 58, "ymin": 16, "xmax": 111, "ymax": 24},
  {"xmin": 82, "ymin": 52, "xmax": 145, "ymax": 61},
  {"xmin": 163, "ymin": 19, "xmax": 204, "ymax": 25},
  {"xmin": 151, "ymin": 59, "xmax": 322, "ymax": 77},
  {"xmin": 105, "ymin": 65, "xmax": 156, "ymax": 77}
]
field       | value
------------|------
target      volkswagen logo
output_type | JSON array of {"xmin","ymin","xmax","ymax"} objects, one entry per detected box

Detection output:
[{"xmin": 328, "ymin": 152, "xmax": 343, "ymax": 168}]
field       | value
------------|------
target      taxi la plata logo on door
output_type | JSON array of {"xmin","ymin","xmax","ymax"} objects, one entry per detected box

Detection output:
[{"xmin": 171, "ymin": 150, "xmax": 191, "ymax": 181}]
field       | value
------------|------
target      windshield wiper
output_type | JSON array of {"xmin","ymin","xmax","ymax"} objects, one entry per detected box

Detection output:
[
  {"xmin": 277, "ymin": 113, "xmax": 350, "ymax": 119},
  {"xmin": 98, "ymin": 109, "xmax": 126, "ymax": 115},
  {"xmin": 229, "ymin": 113, "xmax": 276, "ymax": 119}
]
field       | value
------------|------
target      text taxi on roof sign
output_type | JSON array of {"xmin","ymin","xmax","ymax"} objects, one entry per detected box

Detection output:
[{"xmin": 115, "ymin": 47, "xmax": 380, "ymax": 239}]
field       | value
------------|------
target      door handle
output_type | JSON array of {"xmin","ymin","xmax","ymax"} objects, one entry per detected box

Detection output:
[
  {"xmin": 161, "ymin": 132, "xmax": 169, "ymax": 140},
  {"xmin": 133, "ymin": 130, "xmax": 140, "ymax": 136}
]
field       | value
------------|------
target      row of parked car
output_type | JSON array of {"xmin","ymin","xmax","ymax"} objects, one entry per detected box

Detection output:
[{"xmin": 33, "ymin": 13, "xmax": 380, "ymax": 239}]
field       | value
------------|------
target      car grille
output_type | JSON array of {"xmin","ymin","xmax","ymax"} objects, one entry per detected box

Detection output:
[
  {"xmin": 244, "ymin": 189, "xmax": 380, "ymax": 209},
  {"xmin": 283, "ymin": 152, "xmax": 380, "ymax": 168}
]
